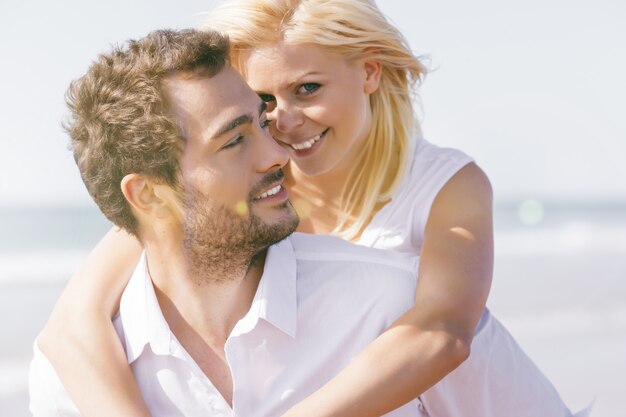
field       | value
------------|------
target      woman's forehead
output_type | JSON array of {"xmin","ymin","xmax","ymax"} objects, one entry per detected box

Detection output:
[{"xmin": 244, "ymin": 42, "xmax": 346, "ymax": 74}]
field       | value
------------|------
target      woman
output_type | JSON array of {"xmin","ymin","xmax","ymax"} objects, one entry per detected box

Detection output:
[{"xmin": 39, "ymin": 0, "xmax": 586, "ymax": 416}]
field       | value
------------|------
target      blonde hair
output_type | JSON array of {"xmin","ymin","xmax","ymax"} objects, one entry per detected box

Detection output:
[{"xmin": 204, "ymin": 0, "xmax": 426, "ymax": 240}]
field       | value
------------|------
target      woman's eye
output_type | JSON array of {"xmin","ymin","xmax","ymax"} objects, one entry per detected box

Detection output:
[
  {"xmin": 261, "ymin": 118, "xmax": 272, "ymax": 129},
  {"xmin": 223, "ymin": 135, "xmax": 244, "ymax": 149},
  {"xmin": 298, "ymin": 83, "xmax": 320, "ymax": 95},
  {"xmin": 258, "ymin": 94, "xmax": 277, "ymax": 112},
  {"xmin": 258, "ymin": 93, "xmax": 275, "ymax": 103}
]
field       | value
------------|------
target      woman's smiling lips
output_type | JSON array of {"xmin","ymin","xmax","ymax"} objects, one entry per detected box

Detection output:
[{"xmin": 282, "ymin": 128, "xmax": 329, "ymax": 157}]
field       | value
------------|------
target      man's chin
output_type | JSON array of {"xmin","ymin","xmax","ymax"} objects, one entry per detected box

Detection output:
[
  {"xmin": 255, "ymin": 201, "xmax": 298, "ymax": 226},
  {"xmin": 262, "ymin": 206, "xmax": 299, "ymax": 244}
]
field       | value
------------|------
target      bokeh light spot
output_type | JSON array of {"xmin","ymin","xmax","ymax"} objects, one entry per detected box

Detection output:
[
  {"xmin": 518, "ymin": 199, "xmax": 544, "ymax": 225},
  {"xmin": 234, "ymin": 200, "xmax": 248, "ymax": 217}
]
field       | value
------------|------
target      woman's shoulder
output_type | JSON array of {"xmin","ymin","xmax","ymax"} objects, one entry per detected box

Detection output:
[
  {"xmin": 409, "ymin": 137, "xmax": 474, "ymax": 177},
  {"xmin": 358, "ymin": 137, "xmax": 476, "ymax": 252},
  {"xmin": 393, "ymin": 136, "xmax": 475, "ymax": 202}
]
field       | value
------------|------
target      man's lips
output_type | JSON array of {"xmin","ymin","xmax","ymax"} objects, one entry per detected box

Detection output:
[
  {"xmin": 253, "ymin": 183, "xmax": 284, "ymax": 200},
  {"xmin": 250, "ymin": 169, "xmax": 285, "ymax": 202}
]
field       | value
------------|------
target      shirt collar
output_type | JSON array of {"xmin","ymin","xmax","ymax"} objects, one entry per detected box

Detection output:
[
  {"xmin": 118, "ymin": 253, "xmax": 174, "ymax": 364},
  {"xmin": 230, "ymin": 236, "xmax": 298, "ymax": 339},
  {"xmin": 119, "ymin": 238, "xmax": 299, "ymax": 363}
]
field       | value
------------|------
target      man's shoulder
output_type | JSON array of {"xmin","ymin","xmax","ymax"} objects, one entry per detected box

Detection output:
[{"xmin": 287, "ymin": 232, "xmax": 419, "ymax": 274}]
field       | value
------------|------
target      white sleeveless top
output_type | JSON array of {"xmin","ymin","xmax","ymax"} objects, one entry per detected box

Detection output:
[
  {"xmin": 357, "ymin": 136, "xmax": 590, "ymax": 417},
  {"xmin": 357, "ymin": 136, "xmax": 473, "ymax": 253}
]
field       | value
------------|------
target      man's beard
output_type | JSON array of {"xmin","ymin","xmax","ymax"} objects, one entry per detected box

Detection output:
[{"xmin": 181, "ymin": 174, "xmax": 298, "ymax": 284}]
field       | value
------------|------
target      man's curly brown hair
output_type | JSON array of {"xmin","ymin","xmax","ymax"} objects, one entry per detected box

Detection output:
[{"xmin": 65, "ymin": 29, "xmax": 229, "ymax": 237}]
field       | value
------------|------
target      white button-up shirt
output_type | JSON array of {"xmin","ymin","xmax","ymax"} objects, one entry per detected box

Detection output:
[{"xmin": 30, "ymin": 233, "xmax": 424, "ymax": 417}]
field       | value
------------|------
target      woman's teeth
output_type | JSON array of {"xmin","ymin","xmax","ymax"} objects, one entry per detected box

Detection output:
[
  {"xmin": 291, "ymin": 131, "xmax": 324, "ymax": 150},
  {"xmin": 255, "ymin": 185, "xmax": 282, "ymax": 200}
]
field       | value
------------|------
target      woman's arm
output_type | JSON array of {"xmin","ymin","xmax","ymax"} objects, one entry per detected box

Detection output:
[
  {"xmin": 282, "ymin": 163, "xmax": 494, "ymax": 417},
  {"xmin": 37, "ymin": 227, "xmax": 152, "ymax": 417}
]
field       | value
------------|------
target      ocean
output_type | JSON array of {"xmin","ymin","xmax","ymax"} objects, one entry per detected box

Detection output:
[{"xmin": 1, "ymin": 203, "xmax": 625, "ymax": 416}]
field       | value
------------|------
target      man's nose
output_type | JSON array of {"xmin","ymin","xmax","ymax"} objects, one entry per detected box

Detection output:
[{"xmin": 256, "ymin": 128, "xmax": 290, "ymax": 172}]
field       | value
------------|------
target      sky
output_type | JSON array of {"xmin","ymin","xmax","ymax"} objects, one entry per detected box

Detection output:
[{"xmin": 1, "ymin": 0, "xmax": 624, "ymax": 208}]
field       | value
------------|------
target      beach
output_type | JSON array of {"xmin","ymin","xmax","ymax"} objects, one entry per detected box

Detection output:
[{"xmin": 1, "ymin": 203, "xmax": 624, "ymax": 416}]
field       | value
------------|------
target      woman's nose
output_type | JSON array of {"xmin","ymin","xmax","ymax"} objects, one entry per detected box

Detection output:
[{"xmin": 272, "ymin": 103, "xmax": 304, "ymax": 134}]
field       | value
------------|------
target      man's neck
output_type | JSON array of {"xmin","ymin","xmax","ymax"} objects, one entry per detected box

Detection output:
[{"xmin": 144, "ymin": 242, "xmax": 267, "ymax": 405}]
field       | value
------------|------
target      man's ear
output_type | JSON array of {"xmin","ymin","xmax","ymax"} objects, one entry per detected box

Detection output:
[
  {"xmin": 120, "ymin": 174, "xmax": 172, "ymax": 219},
  {"xmin": 363, "ymin": 59, "xmax": 382, "ymax": 95}
]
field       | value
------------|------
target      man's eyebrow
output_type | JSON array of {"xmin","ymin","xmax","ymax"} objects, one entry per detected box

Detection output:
[{"xmin": 211, "ymin": 101, "xmax": 268, "ymax": 140}]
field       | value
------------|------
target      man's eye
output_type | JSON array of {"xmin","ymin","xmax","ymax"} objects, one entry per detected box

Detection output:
[
  {"xmin": 298, "ymin": 83, "xmax": 320, "ymax": 95},
  {"xmin": 261, "ymin": 119, "xmax": 272, "ymax": 129},
  {"xmin": 223, "ymin": 135, "xmax": 244, "ymax": 149}
]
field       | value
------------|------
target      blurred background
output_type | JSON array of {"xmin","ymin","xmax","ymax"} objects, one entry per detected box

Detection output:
[{"xmin": 1, "ymin": 0, "xmax": 624, "ymax": 416}]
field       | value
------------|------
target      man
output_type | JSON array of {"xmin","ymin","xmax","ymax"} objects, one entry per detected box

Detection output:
[{"xmin": 29, "ymin": 29, "xmax": 421, "ymax": 416}]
